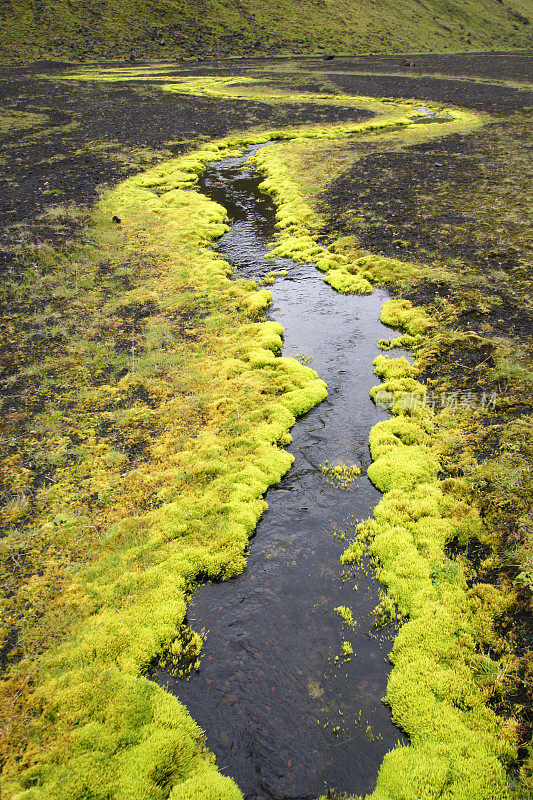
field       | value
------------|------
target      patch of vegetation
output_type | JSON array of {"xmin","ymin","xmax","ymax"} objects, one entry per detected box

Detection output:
[
  {"xmin": 320, "ymin": 462, "xmax": 361, "ymax": 490},
  {"xmin": 342, "ymin": 326, "xmax": 519, "ymax": 799},
  {"xmin": 335, "ymin": 606, "xmax": 357, "ymax": 628},
  {"xmin": 0, "ymin": 108, "xmax": 49, "ymax": 135},
  {"xmin": 246, "ymin": 102, "xmax": 482, "ymax": 297}
]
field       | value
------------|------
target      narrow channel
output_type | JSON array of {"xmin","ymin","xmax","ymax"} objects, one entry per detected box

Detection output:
[{"xmin": 154, "ymin": 145, "xmax": 407, "ymax": 799}]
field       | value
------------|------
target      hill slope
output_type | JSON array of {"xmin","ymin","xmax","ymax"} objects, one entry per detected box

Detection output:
[{"xmin": 0, "ymin": 0, "xmax": 532, "ymax": 62}]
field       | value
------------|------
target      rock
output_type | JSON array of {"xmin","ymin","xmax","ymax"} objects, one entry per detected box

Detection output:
[
  {"xmin": 402, "ymin": 58, "xmax": 416, "ymax": 66},
  {"xmin": 323, "ymin": 54, "xmax": 335, "ymax": 60}
]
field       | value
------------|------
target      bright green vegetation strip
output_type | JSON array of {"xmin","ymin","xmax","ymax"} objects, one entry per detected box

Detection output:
[
  {"xmin": 48, "ymin": 69, "xmax": 486, "ymax": 301},
  {"xmin": 340, "ymin": 300, "xmax": 518, "ymax": 799},
  {"xmin": 60, "ymin": 69, "xmax": 413, "ymax": 111},
  {"xmin": 246, "ymin": 107, "xmax": 482, "ymax": 295}
]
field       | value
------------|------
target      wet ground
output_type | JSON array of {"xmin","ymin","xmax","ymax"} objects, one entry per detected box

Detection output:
[{"xmin": 154, "ymin": 146, "xmax": 407, "ymax": 799}]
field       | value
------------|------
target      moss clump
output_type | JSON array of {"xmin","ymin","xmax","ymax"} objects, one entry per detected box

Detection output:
[
  {"xmin": 341, "ymin": 641, "xmax": 354, "ymax": 661},
  {"xmin": 321, "ymin": 462, "xmax": 361, "ymax": 489},
  {"xmin": 335, "ymin": 606, "xmax": 357, "ymax": 628},
  {"xmin": 343, "ymin": 305, "xmax": 519, "ymax": 800},
  {"xmin": 380, "ymin": 299, "xmax": 436, "ymax": 336}
]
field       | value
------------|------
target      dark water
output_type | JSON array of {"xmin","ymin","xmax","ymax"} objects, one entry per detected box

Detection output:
[{"xmin": 155, "ymin": 145, "xmax": 407, "ymax": 799}]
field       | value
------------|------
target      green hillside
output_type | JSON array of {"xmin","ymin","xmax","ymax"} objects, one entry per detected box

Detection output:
[{"xmin": 1, "ymin": 0, "xmax": 532, "ymax": 62}]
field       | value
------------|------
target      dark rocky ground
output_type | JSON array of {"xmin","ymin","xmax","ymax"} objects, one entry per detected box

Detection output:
[
  {"xmin": 308, "ymin": 50, "xmax": 533, "ymax": 80},
  {"xmin": 1, "ymin": 52, "xmax": 531, "ymax": 264}
]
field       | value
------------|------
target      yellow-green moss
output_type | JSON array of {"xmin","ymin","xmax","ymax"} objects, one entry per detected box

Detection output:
[
  {"xmin": 335, "ymin": 606, "xmax": 357, "ymax": 628},
  {"xmin": 342, "ymin": 305, "xmax": 518, "ymax": 800},
  {"xmin": 380, "ymin": 299, "xmax": 436, "ymax": 336},
  {"xmin": 320, "ymin": 462, "xmax": 361, "ymax": 490},
  {"xmin": 342, "ymin": 641, "xmax": 354, "ymax": 660},
  {"xmin": 1, "ymin": 138, "xmax": 329, "ymax": 800},
  {"xmin": 241, "ymin": 105, "xmax": 480, "ymax": 294}
]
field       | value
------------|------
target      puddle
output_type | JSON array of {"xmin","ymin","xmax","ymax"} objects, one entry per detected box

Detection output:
[
  {"xmin": 154, "ymin": 145, "xmax": 407, "ymax": 799},
  {"xmin": 409, "ymin": 105, "xmax": 453, "ymax": 123}
]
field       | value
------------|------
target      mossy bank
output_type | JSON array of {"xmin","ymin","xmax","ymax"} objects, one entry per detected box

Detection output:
[{"xmin": 1, "ymin": 133, "xmax": 330, "ymax": 799}]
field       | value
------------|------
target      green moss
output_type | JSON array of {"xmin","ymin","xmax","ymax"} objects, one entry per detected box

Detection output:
[
  {"xmin": 0, "ymin": 136, "xmax": 330, "ymax": 799},
  {"xmin": 380, "ymin": 299, "xmax": 436, "ymax": 336},
  {"xmin": 342, "ymin": 641, "xmax": 354, "ymax": 659},
  {"xmin": 243, "ymin": 109, "xmax": 458, "ymax": 293},
  {"xmin": 335, "ymin": 606, "xmax": 357, "ymax": 628},
  {"xmin": 0, "ymin": 108, "xmax": 49, "ymax": 134},
  {"xmin": 321, "ymin": 462, "xmax": 361, "ymax": 490},
  {"xmin": 341, "ymin": 303, "xmax": 519, "ymax": 800}
]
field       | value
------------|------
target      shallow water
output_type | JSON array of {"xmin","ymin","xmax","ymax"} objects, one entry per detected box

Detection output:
[{"xmin": 155, "ymin": 146, "xmax": 407, "ymax": 799}]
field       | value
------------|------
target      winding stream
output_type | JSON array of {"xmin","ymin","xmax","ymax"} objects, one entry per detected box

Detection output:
[{"xmin": 154, "ymin": 146, "xmax": 408, "ymax": 799}]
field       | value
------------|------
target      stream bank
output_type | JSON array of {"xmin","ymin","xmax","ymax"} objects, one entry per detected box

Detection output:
[{"xmin": 155, "ymin": 146, "xmax": 407, "ymax": 799}]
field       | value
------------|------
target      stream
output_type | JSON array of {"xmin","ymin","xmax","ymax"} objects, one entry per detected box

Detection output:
[{"xmin": 154, "ymin": 145, "xmax": 407, "ymax": 799}]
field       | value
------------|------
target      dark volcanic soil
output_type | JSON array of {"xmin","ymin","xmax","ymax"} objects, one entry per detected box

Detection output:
[
  {"xmin": 310, "ymin": 50, "xmax": 533, "ymax": 81},
  {"xmin": 0, "ymin": 51, "xmax": 531, "ymax": 261}
]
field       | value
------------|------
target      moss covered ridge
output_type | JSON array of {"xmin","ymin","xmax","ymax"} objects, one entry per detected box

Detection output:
[{"xmin": 341, "ymin": 298, "xmax": 518, "ymax": 799}]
